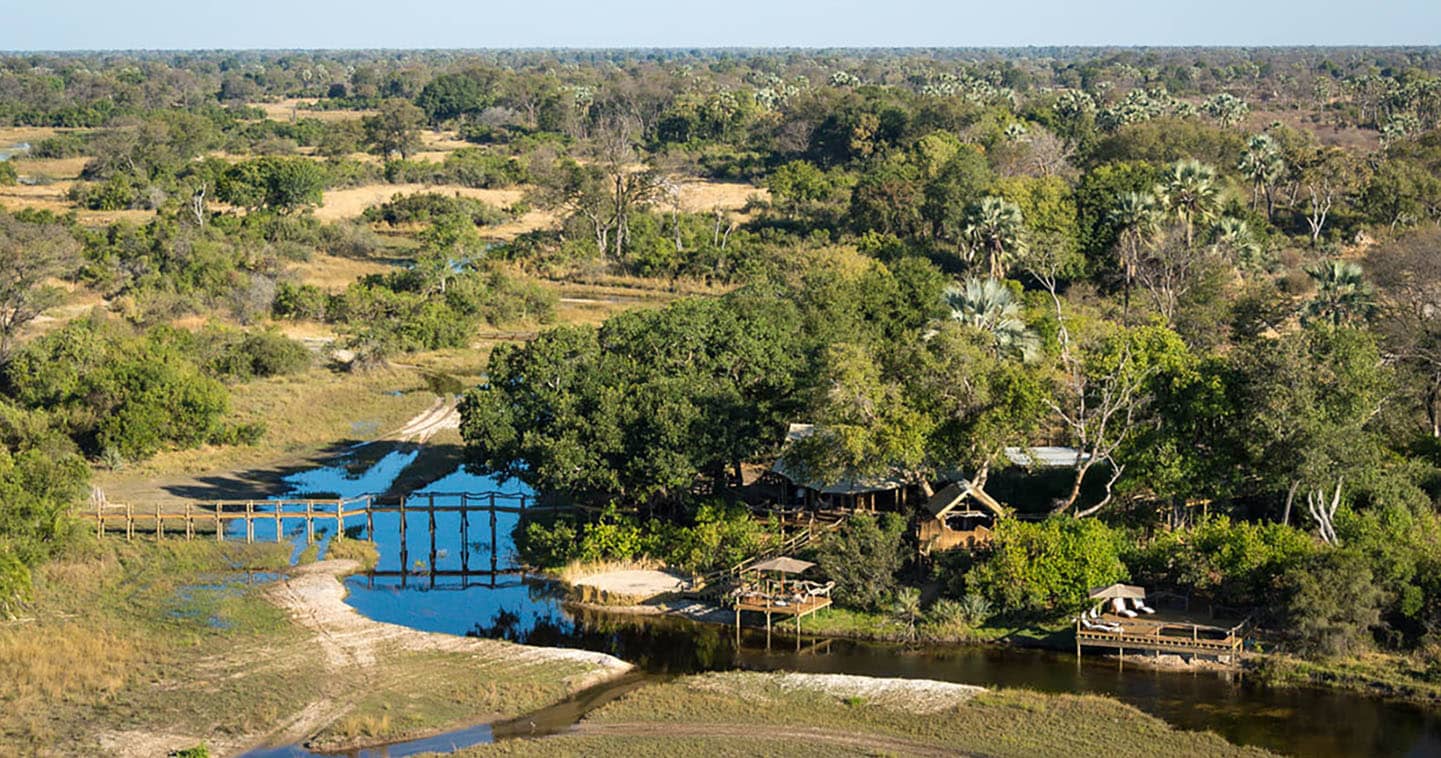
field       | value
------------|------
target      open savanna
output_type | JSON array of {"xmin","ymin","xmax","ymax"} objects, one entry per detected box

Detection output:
[
  {"xmin": 464, "ymin": 671, "xmax": 1270, "ymax": 758},
  {"xmin": 0, "ymin": 542, "xmax": 620, "ymax": 756}
]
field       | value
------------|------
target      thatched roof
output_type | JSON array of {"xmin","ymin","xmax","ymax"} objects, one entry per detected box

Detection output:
[
  {"xmin": 750, "ymin": 556, "xmax": 815, "ymax": 574},
  {"xmin": 925, "ymin": 480, "xmax": 1009, "ymax": 519},
  {"xmin": 1088, "ymin": 583, "xmax": 1146, "ymax": 601}
]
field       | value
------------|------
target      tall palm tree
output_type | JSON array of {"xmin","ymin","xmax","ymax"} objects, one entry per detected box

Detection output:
[
  {"xmin": 1238, "ymin": 134, "xmax": 1285, "ymax": 220},
  {"xmin": 963, "ymin": 196, "xmax": 1026, "ymax": 279},
  {"xmin": 943, "ymin": 277, "xmax": 1041, "ymax": 362},
  {"xmin": 1302, "ymin": 260, "xmax": 1376, "ymax": 327},
  {"xmin": 1108, "ymin": 190, "xmax": 1162, "ymax": 317},
  {"xmin": 1156, "ymin": 159, "xmax": 1221, "ymax": 249},
  {"xmin": 1213, "ymin": 216, "xmax": 1265, "ymax": 272}
]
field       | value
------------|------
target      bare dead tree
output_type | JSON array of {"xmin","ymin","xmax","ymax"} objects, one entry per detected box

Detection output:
[{"xmin": 1305, "ymin": 478, "xmax": 1344, "ymax": 545}]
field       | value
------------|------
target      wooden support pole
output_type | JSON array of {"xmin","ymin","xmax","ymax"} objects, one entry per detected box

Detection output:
[
  {"xmin": 95, "ymin": 497, "xmax": 103, "ymax": 539},
  {"xmin": 155, "ymin": 503, "xmax": 162, "ymax": 539},
  {"xmin": 186, "ymin": 503, "xmax": 193, "ymax": 540},
  {"xmin": 461, "ymin": 496, "xmax": 470, "ymax": 574},
  {"xmin": 428, "ymin": 493, "xmax": 437, "ymax": 578},
  {"xmin": 246, "ymin": 501, "xmax": 254, "ymax": 544},
  {"xmin": 305, "ymin": 502, "xmax": 314, "ymax": 544},
  {"xmin": 275, "ymin": 502, "xmax": 282, "ymax": 543},
  {"xmin": 489, "ymin": 493, "xmax": 498, "ymax": 575},
  {"xmin": 336, "ymin": 499, "xmax": 343, "ymax": 538},
  {"xmin": 215, "ymin": 504, "xmax": 222, "ymax": 542},
  {"xmin": 126, "ymin": 503, "xmax": 133, "ymax": 542},
  {"xmin": 399, "ymin": 497, "xmax": 408, "ymax": 572}
]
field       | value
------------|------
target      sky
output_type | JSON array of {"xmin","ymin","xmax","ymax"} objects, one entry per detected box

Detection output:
[{"xmin": 4, "ymin": 0, "xmax": 1440, "ymax": 50}]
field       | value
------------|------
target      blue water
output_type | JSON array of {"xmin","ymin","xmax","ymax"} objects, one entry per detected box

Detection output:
[
  {"xmin": 224, "ymin": 445, "xmax": 572, "ymax": 640},
  {"xmin": 233, "ymin": 447, "xmax": 1441, "ymax": 758}
]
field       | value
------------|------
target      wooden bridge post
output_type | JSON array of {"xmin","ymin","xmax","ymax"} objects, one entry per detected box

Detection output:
[
  {"xmin": 126, "ymin": 503, "xmax": 133, "ymax": 542},
  {"xmin": 274, "ymin": 502, "xmax": 282, "ymax": 543},
  {"xmin": 460, "ymin": 494, "xmax": 470, "ymax": 574},
  {"xmin": 305, "ymin": 502, "xmax": 314, "ymax": 544},
  {"xmin": 335, "ymin": 499, "xmax": 343, "ymax": 538},
  {"xmin": 489, "ymin": 493, "xmax": 498, "ymax": 577},
  {"xmin": 185, "ymin": 503, "xmax": 193, "ymax": 540},
  {"xmin": 399, "ymin": 497, "xmax": 408, "ymax": 574},
  {"xmin": 427, "ymin": 494, "xmax": 437, "ymax": 585},
  {"xmin": 95, "ymin": 497, "xmax": 102, "ymax": 539},
  {"xmin": 366, "ymin": 497, "xmax": 374, "ymax": 541},
  {"xmin": 215, "ymin": 504, "xmax": 223, "ymax": 542},
  {"xmin": 155, "ymin": 503, "xmax": 162, "ymax": 540},
  {"xmin": 245, "ymin": 502, "xmax": 254, "ymax": 544}
]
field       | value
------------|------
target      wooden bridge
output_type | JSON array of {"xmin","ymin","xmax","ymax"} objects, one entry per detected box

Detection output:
[{"xmin": 83, "ymin": 492, "xmax": 574, "ymax": 583}]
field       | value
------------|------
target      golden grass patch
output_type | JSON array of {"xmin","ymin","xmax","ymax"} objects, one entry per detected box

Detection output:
[
  {"xmin": 314, "ymin": 183, "xmax": 527, "ymax": 222},
  {"xmin": 293, "ymin": 251, "xmax": 395, "ymax": 291},
  {"xmin": 254, "ymin": 99, "xmax": 376, "ymax": 123}
]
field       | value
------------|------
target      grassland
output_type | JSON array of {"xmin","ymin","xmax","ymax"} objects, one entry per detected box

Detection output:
[
  {"xmin": 461, "ymin": 671, "xmax": 1271, "ymax": 758},
  {"xmin": 0, "ymin": 540, "xmax": 624, "ymax": 756}
]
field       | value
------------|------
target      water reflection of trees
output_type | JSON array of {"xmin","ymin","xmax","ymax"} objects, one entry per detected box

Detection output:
[{"xmin": 476, "ymin": 605, "xmax": 740, "ymax": 674}]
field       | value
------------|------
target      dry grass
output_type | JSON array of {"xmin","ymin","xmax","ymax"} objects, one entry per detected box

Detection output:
[
  {"xmin": 254, "ymin": 99, "xmax": 375, "ymax": 123},
  {"xmin": 0, "ymin": 125, "xmax": 67, "ymax": 145},
  {"xmin": 314, "ymin": 183, "xmax": 526, "ymax": 222},
  {"xmin": 326, "ymin": 537, "xmax": 380, "ymax": 571},
  {"xmin": 556, "ymin": 558, "xmax": 665, "ymax": 585},
  {"xmin": 293, "ymin": 251, "xmax": 395, "ymax": 291},
  {"xmin": 0, "ymin": 622, "xmax": 137, "ymax": 705},
  {"xmin": 8, "ymin": 155, "xmax": 89, "ymax": 180},
  {"xmin": 674, "ymin": 180, "xmax": 767, "ymax": 213},
  {"xmin": 459, "ymin": 672, "xmax": 1270, "ymax": 758}
]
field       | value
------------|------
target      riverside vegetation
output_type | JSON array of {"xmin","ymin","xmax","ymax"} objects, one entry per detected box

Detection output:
[{"xmin": 3, "ymin": 47, "xmax": 1441, "ymax": 752}]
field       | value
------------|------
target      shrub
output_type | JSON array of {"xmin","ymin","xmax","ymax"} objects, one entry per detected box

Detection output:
[
  {"xmin": 966, "ymin": 518, "xmax": 1128, "ymax": 614},
  {"xmin": 813, "ymin": 512, "xmax": 908, "ymax": 612},
  {"xmin": 1283, "ymin": 549, "xmax": 1384, "ymax": 659},
  {"xmin": 0, "ymin": 161, "xmax": 15, "ymax": 187}
]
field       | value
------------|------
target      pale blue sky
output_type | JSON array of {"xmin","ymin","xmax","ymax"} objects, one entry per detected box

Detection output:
[{"xmin": 6, "ymin": 0, "xmax": 1439, "ymax": 50}]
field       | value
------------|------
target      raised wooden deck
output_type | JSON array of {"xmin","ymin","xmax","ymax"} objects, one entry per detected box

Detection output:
[
  {"xmin": 1075, "ymin": 614, "xmax": 1245, "ymax": 660},
  {"xmin": 735, "ymin": 595, "xmax": 833, "ymax": 617}
]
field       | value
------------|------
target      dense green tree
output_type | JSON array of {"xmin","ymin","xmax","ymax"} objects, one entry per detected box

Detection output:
[
  {"xmin": 364, "ymin": 98, "xmax": 425, "ymax": 160},
  {"xmin": 813, "ymin": 512, "xmax": 908, "ymax": 612},
  {"xmin": 966, "ymin": 518, "xmax": 1128, "ymax": 613}
]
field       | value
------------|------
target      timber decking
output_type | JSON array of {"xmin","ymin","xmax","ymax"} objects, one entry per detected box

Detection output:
[{"xmin": 1075, "ymin": 614, "xmax": 1246, "ymax": 660}]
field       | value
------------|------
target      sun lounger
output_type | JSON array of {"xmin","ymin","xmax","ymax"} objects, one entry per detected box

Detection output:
[
  {"xmin": 1111, "ymin": 598, "xmax": 1138, "ymax": 618},
  {"xmin": 1131, "ymin": 597, "xmax": 1157, "ymax": 614}
]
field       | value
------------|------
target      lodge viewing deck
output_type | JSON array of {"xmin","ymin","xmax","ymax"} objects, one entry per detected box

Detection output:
[{"xmin": 1075, "ymin": 613, "xmax": 1246, "ymax": 659}]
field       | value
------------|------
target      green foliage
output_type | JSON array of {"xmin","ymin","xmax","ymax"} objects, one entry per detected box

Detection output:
[
  {"xmin": 0, "ymin": 161, "xmax": 15, "ymax": 186},
  {"xmin": 462, "ymin": 292, "xmax": 804, "ymax": 506},
  {"xmin": 361, "ymin": 192, "xmax": 509, "ymax": 227},
  {"xmin": 514, "ymin": 502, "xmax": 776, "ymax": 575},
  {"xmin": 217, "ymin": 157, "xmax": 327, "ymax": 213},
  {"xmin": 1129, "ymin": 517, "xmax": 1316, "ymax": 610},
  {"xmin": 3, "ymin": 317, "xmax": 238, "ymax": 460},
  {"xmin": 1284, "ymin": 550, "xmax": 1385, "ymax": 658},
  {"xmin": 813, "ymin": 512, "xmax": 908, "ymax": 612},
  {"xmin": 966, "ymin": 518, "xmax": 1128, "ymax": 613}
]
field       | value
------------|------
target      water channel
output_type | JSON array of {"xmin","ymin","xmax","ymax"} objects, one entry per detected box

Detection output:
[{"xmin": 236, "ymin": 443, "xmax": 1441, "ymax": 757}]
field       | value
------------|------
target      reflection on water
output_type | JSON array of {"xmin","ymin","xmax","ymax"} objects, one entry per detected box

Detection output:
[{"xmin": 247, "ymin": 448, "xmax": 1441, "ymax": 758}]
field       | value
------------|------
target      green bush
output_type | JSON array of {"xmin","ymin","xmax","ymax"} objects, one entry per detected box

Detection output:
[
  {"xmin": 361, "ymin": 192, "xmax": 509, "ymax": 226},
  {"xmin": 0, "ymin": 161, "xmax": 16, "ymax": 186},
  {"xmin": 813, "ymin": 512, "xmax": 908, "ymax": 612},
  {"xmin": 966, "ymin": 518, "xmax": 1128, "ymax": 614},
  {"xmin": 1283, "ymin": 550, "xmax": 1384, "ymax": 659}
]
